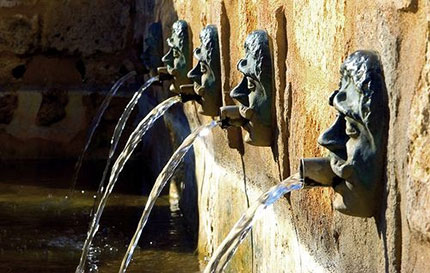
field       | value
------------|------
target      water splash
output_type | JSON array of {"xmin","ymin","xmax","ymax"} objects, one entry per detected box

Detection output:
[
  {"xmin": 203, "ymin": 174, "xmax": 304, "ymax": 273},
  {"xmin": 71, "ymin": 71, "xmax": 136, "ymax": 191},
  {"xmin": 75, "ymin": 96, "xmax": 181, "ymax": 273},
  {"xmin": 91, "ymin": 76, "xmax": 160, "ymax": 215},
  {"xmin": 118, "ymin": 121, "xmax": 219, "ymax": 273}
]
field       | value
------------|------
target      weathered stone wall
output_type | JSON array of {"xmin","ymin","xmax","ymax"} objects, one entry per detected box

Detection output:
[
  {"xmin": 153, "ymin": 0, "xmax": 430, "ymax": 272},
  {"xmin": 0, "ymin": 0, "xmax": 429, "ymax": 272},
  {"xmin": 0, "ymin": 0, "xmax": 165, "ymax": 159},
  {"xmin": 0, "ymin": 0, "xmax": 179, "ymax": 192}
]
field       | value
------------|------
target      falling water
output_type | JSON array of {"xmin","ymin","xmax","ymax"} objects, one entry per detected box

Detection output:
[
  {"xmin": 75, "ymin": 95, "xmax": 181, "ymax": 273},
  {"xmin": 119, "ymin": 120, "xmax": 219, "ymax": 273},
  {"xmin": 71, "ymin": 71, "xmax": 136, "ymax": 191},
  {"xmin": 91, "ymin": 75, "xmax": 160, "ymax": 214},
  {"xmin": 203, "ymin": 174, "xmax": 304, "ymax": 273}
]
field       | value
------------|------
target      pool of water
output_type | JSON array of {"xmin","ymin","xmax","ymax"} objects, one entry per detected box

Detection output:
[{"xmin": 0, "ymin": 181, "xmax": 200, "ymax": 273}]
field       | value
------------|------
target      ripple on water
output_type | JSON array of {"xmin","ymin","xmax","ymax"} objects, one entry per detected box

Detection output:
[{"xmin": 0, "ymin": 182, "xmax": 200, "ymax": 273}]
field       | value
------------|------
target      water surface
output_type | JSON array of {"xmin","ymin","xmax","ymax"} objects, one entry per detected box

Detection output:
[{"xmin": 0, "ymin": 181, "xmax": 199, "ymax": 273}]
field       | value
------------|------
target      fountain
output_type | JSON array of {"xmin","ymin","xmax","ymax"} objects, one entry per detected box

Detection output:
[
  {"xmin": 142, "ymin": 22, "xmax": 164, "ymax": 77},
  {"xmin": 116, "ymin": 24, "xmax": 225, "ymax": 273},
  {"xmin": 179, "ymin": 25, "xmax": 223, "ymax": 116},
  {"xmin": 198, "ymin": 29, "xmax": 282, "ymax": 273},
  {"xmin": 5, "ymin": 0, "xmax": 424, "ymax": 272},
  {"xmin": 71, "ymin": 71, "xmax": 136, "ymax": 192},
  {"xmin": 91, "ymin": 22, "xmax": 170, "ymax": 214},
  {"xmin": 76, "ymin": 20, "xmax": 390, "ymax": 273},
  {"xmin": 299, "ymin": 50, "xmax": 388, "ymax": 217},
  {"xmin": 203, "ymin": 174, "xmax": 303, "ymax": 273},
  {"xmin": 91, "ymin": 75, "xmax": 161, "ymax": 212},
  {"xmin": 205, "ymin": 41, "xmax": 388, "ymax": 273},
  {"xmin": 219, "ymin": 30, "xmax": 273, "ymax": 146},
  {"xmin": 76, "ymin": 19, "xmax": 199, "ymax": 272},
  {"xmin": 75, "ymin": 95, "xmax": 182, "ymax": 273},
  {"xmin": 119, "ymin": 121, "xmax": 219, "ymax": 273}
]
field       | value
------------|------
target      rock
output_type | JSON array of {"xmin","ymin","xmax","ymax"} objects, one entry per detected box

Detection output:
[
  {"xmin": 0, "ymin": 93, "xmax": 18, "ymax": 124},
  {"xmin": 23, "ymin": 56, "xmax": 83, "ymax": 85},
  {"xmin": 394, "ymin": 0, "xmax": 417, "ymax": 11},
  {"xmin": 0, "ymin": 14, "xmax": 39, "ymax": 54},
  {"xmin": 0, "ymin": 0, "xmax": 37, "ymax": 8},
  {"xmin": 0, "ymin": 53, "xmax": 26, "ymax": 84},
  {"xmin": 35, "ymin": 88, "xmax": 68, "ymax": 126},
  {"xmin": 42, "ymin": 0, "xmax": 132, "ymax": 56},
  {"xmin": 407, "ymin": 36, "xmax": 430, "ymax": 242}
]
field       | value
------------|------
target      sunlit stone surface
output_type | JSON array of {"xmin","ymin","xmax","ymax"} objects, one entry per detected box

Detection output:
[{"xmin": 0, "ymin": 1, "xmax": 428, "ymax": 272}]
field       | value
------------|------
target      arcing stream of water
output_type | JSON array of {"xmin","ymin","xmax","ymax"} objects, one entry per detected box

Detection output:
[
  {"xmin": 92, "ymin": 76, "xmax": 161, "ymax": 214},
  {"xmin": 71, "ymin": 71, "xmax": 137, "ymax": 192},
  {"xmin": 75, "ymin": 95, "xmax": 181, "ymax": 273},
  {"xmin": 203, "ymin": 174, "xmax": 304, "ymax": 273},
  {"xmin": 119, "ymin": 120, "xmax": 219, "ymax": 273}
]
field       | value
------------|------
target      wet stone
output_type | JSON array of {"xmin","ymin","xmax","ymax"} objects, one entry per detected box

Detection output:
[
  {"xmin": 36, "ymin": 88, "xmax": 69, "ymax": 126},
  {"xmin": 0, "ymin": 93, "xmax": 18, "ymax": 124}
]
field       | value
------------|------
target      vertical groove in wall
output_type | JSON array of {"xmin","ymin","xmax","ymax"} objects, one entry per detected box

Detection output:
[
  {"xmin": 272, "ymin": 6, "xmax": 289, "ymax": 180},
  {"xmin": 218, "ymin": 0, "xmax": 244, "ymax": 153}
]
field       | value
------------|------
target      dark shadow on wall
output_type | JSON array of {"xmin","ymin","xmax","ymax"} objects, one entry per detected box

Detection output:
[
  {"xmin": 74, "ymin": 0, "xmax": 182, "ymax": 196},
  {"xmin": 139, "ymin": 0, "xmax": 199, "ymax": 246},
  {"xmin": 0, "ymin": 0, "xmax": 198, "ymax": 249},
  {"xmin": 219, "ymin": 1, "xmax": 244, "ymax": 154},
  {"xmin": 374, "ymin": 77, "xmax": 400, "ymax": 272},
  {"xmin": 163, "ymin": 103, "xmax": 197, "ymax": 243},
  {"xmin": 270, "ymin": 7, "xmax": 290, "ymax": 182}
]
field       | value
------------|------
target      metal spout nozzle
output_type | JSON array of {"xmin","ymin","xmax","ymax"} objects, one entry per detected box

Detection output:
[
  {"xmin": 219, "ymin": 106, "xmax": 247, "ymax": 128},
  {"xmin": 179, "ymin": 84, "xmax": 199, "ymax": 96},
  {"xmin": 157, "ymin": 66, "xmax": 173, "ymax": 81},
  {"xmin": 179, "ymin": 93, "xmax": 201, "ymax": 103},
  {"xmin": 299, "ymin": 157, "xmax": 340, "ymax": 187}
]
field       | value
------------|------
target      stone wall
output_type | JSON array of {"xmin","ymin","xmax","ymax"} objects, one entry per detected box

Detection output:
[
  {"xmin": 0, "ymin": 0, "xmax": 167, "ymax": 159},
  {"xmin": 0, "ymin": 0, "xmax": 429, "ymax": 272},
  {"xmin": 0, "ymin": 0, "xmax": 178, "ymax": 191},
  {"xmin": 152, "ymin": 0, "xmax": 430, "ymax": 272}
]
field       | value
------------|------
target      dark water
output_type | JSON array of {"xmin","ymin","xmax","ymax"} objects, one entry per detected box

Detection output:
[{"xmin": 0, "ymin": 181, "xmax": 200, "ymax": 273}]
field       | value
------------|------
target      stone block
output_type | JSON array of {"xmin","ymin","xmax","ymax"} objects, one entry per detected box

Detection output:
[
  {"xmin": 0, "ymin": 14, "xmax": 39, "ymax": 54},
  {"xmin": 0, "ymin": 53, "xmax": 26, "ymax": 84},
  {"xmin": 0, "ymin": 93, "xmax": 18, "ymax": 124},
  {"xmin": 35, "ymin": 87, "xmax": 68, "ymax": 126},
  {"xmin": 407, "ymin": 45, "xmax": 430, "ymax": 242},
  {"xmin": 42, "ymin": 0, "xmax": 132, "ymax": 56},
  {"xmin": 0, "ymin": 0, "xmax": 37, "ymax": 8}
]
